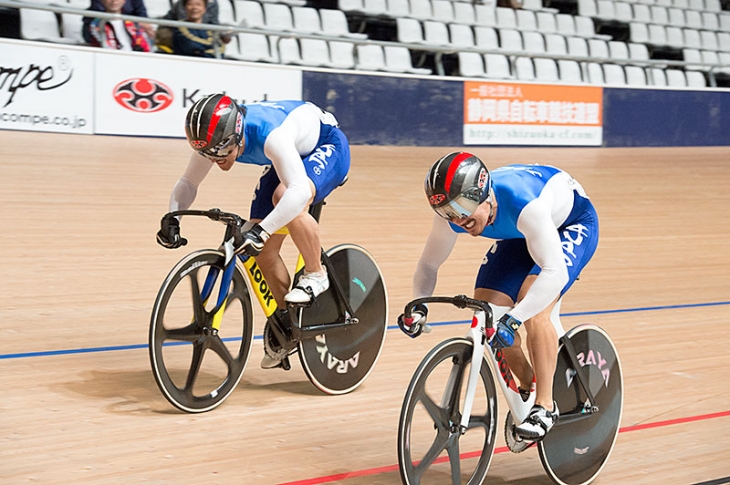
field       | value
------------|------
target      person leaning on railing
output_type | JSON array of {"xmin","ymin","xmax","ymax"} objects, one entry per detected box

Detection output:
[
  {"xmin": 165, "ymin": 0, "xmax": 230, "ymax": 58},
  {"xmin": 156, "ymin": 0, "xmax": 230, "ymax": 54}
]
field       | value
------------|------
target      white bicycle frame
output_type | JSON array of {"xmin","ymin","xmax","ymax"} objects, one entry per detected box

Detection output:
[{"xmin": 457, "ymin": 301, "xmax": 565, "ymax": 432}]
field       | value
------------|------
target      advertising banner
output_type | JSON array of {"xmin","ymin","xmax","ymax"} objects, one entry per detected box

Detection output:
[
  {"xmin": 0, "ymin": 41, "xmax": 94, "ymax": 134},
  {"xmin": 94, "ymin": 53, "xmax": 303, "ymax": 137},
  {"xmin": 463, "ymin": 81, "xmax": 603, "ymax": 146}
]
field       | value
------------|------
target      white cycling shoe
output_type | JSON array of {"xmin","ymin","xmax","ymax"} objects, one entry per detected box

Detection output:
[
  {"xmin": 285, "ymin": 268, "xmax": 329, "ymax": 304},
  {"xmin": 515, "ymin": 402, "xmax": 559, "ymax": 441}
]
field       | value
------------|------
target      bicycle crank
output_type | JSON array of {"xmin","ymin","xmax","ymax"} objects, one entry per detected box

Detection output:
[{"xmin": 505, "ymin": 411, "xmax": 535, "ymax": 453}]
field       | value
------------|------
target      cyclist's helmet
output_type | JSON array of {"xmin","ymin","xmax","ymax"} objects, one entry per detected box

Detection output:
[
  {"xmin": 185, "ymin": 94, "xmax": 246, "ymax": 160},
  {"xmin": 424, "ymin": 151, "xmax": 491, "ymax": 220}
]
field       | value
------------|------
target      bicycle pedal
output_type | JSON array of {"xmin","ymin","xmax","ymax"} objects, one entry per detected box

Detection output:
[
  {"xmin": 281, "ymin": 355, "xmax": 291, "ymax": 371},
  {"xmin": 287, "ymin": 300, "xmax": 314, "ymax": 310}
]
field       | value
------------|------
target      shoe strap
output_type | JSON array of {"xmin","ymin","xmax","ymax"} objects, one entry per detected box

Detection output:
[
  {"xmin": 294, "ymin": 284, "xmax": 315, "ymax": 296},
  {"xmin": 525, "ymin": 404, "xmax": 555, "ymax": 426}
]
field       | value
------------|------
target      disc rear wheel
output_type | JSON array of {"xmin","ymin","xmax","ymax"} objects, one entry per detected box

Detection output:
[
  {"xmin": 538, "ymin": 325, "xmax": 623, "ymax": 485},
  {"xmin": 297, "ymin": 244, "xmax": 388, "ymax": 395}
]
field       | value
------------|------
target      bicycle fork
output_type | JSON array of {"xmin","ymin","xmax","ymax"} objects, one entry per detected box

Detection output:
[
  {"xmin": 453, "ymin": 311, "xmax": 489, "ymax": 435},
  {"xmin": 199, "ymin": 240, "xmax": 239, "ymax": 333}
]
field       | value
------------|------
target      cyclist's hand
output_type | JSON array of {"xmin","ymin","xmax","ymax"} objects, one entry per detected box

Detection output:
[
  {"xmin": 234, "ymin": 222, "xmax": 270, "ymax": 257},
  {"xmin": 398, "ymin": 303, "xmax": 429, "ymax": 338},
  {"xmin": 490, "ymin": 314, "xmax": 522, "ymax": 348},
  {"xmin": 156, "ymin": 216, "xmax": 187, "ymax": 249}
]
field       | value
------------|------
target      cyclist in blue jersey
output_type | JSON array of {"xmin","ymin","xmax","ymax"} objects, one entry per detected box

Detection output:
[
  {"xmin": 156, "ymin": 93, "xmax": 350, "ymax": 368},
  {"xmin": 398, "ymin": 152, "xmax": 599, "ymax": 441}
]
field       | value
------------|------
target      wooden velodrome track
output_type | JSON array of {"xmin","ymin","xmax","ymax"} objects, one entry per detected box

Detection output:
[{"xmin": 1, "ymin": 130, "xmax": 729, "ymax": 485}]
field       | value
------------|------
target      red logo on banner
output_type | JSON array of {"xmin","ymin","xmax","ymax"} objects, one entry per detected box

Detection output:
[{"xmin": 113, "ymin": 78, "xmax": 174, "ymax": 113}]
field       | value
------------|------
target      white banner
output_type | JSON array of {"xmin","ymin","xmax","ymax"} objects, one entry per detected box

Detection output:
[
  {"xmin": 0, "ymin": 41, "xmax": 94, "ymax": 134},
  {"xmin": 94, "ymin": 52, "xmax": 303, "ymax": 137}
]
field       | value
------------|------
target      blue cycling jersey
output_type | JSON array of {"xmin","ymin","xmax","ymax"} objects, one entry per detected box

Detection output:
[
  {"xmin": 449, "ymin": 164, "xmax": 566, "ymax": 240},
  {"xmin": 236, "ymin": 101, "xmax": 336, "ymax": 166}
]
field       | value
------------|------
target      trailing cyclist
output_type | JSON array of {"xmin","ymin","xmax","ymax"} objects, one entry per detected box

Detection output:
[
  {"xmin": 156, "ymin": 93, "xmax": 351, "ymax": 369},
  {"xmin": 398, "ymin": 152, "xmax": 599, "ymax": 441}
]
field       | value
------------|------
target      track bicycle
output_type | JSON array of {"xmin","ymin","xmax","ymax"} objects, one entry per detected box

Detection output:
[
  {"xmin": 149, "ymin": 203, "xmax": 388, "ymax": 413},
  {"xmin": 397, "ymin": 295, "xmax": 623, "ymax": 485}
]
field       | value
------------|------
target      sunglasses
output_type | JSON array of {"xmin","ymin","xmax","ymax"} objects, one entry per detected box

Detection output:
[
  {"xmin": 433, "ymin": 194, "xmax": 480, "ymax": 220},
  {"xmin": 200, "ymin": 134, "xmax": 237, "ymax": 161}
]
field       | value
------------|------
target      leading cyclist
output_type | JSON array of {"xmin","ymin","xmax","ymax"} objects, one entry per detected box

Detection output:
[
  {"xmin": 398, "ymin": 152, "xmax": 599, "ymax": 441},
  {"xmin": 156, "ymin": 93, "xmax": 351, "ymax": 368}
]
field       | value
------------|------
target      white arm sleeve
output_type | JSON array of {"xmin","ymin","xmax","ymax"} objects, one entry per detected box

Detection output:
[
  {"xmin": 510, "ymin": 199, "xmax": 569, "ymax": 323},
  {"xmin": 413, "ymin": 214, "xmax": 459, "ymax": 299},
  {"xmin": 169, "ymin": 152, "xmax": 214, "ymax": 212},
  {"xmin": 258, "ymin": 114, "xmax": 318, "ymax": 234}
]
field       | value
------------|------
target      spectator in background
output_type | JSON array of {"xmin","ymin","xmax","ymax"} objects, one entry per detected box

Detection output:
[
  {"xmin": 170, "ymin": 0, "xmax": 230, "ymax": 58},
  {"xmin": 167, "ymin": 0, "xmax": 219, "ymax": 24},
  {"xmin": 82, "ymin": 0, "xmax": 152, "ymax": 51},
  {"xmin": 497, "ymin": 0, "xmax": 523, "ymax": 8},
  {"xmin": 83, "ymin": 0, "xmax": 156, "ymax": 42},
  {"xmin": 156, "ymin": 0, "xmax": 230, "ymax": 54}
]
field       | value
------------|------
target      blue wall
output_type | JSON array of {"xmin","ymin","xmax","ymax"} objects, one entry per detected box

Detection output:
[
  {"xmin": 602, "ymin": 89, "xmax": 730, "ymax": 146},
  {"xmin": 303, "ymin": 71, "xmax": 730, "ymax": 147},
  {"xmin": 304, "ymin": 71, "xmax": 463, "ymax": 146}
]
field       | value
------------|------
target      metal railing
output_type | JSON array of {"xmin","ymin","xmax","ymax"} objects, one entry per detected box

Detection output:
[{"xmin": 1, "ymin": 0, "xmax": 727, "ymax": 86}]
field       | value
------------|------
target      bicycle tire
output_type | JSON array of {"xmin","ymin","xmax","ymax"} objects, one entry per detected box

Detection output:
[
  {"xmin": 149, "ymin": 249, "xmax": 255, "ymax": 413},
  {"xmin": 297, "ymin": 244, "xmax": 388, "ymax": 395},
  {"xmin": 398, "ymin": 338, "xmax": 498, "ymax": 485},
  {"xmin": 538, "ymin": 324, "xmax": 623, "ymax": 485}
]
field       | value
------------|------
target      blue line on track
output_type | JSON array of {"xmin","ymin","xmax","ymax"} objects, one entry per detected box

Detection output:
[{"xmin": 2, "ymin": 300, "xmax": 728, "ymax": 361}]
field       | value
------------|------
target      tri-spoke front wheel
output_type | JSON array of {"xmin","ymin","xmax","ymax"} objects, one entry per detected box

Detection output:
[
  {"xmin": 149, "ymin": 250, "xmax": 254, "ymax": 413},
  {"xmin": 398, "ymin": 338, "xmax": 498, "ymax": 485}
]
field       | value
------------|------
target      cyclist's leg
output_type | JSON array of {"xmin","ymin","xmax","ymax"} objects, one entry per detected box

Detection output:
[
  {"xmin": 276, "ymin": 181, "xmax": 331, "ymax": 303},
  {"xmin": 275, "ymin": 179, "xmax": 323, "ymax": 275},
  {"xmin": 250, "ymin": 166, "xmax": 294, "ymax": 306},
  {"xmin": 255, "ymin": 230, "xmax": 290, "ymax": 305},
  {"xmin": 285, "ymin": 129, "xmax": 350, "ymax": 302},
  {"xmin": 518, "ymin": 282, "xmax": 560, "ymax": 411},
  {"xmin": 521, "ymin": 196, "xmax": 599, "ymax": 413},
  {"xmin": 475, "ymin": 240, "xmax": 536, "ymax": 390},
  {"xmin": 252, "ymin": 164, "xmax": 324, "ymax": 285},
  {"xmin": 474, "ymin": 287, "xmax": 534, "ymax": 390},
  {"xmin": 295, "ymin": 127, "xmax": 350, "ymax": 275}
]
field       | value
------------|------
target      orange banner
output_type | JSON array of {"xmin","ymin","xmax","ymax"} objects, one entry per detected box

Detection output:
[{"xmin": 464, "ymin": 81, "xmax": 603, "ymax": 127}]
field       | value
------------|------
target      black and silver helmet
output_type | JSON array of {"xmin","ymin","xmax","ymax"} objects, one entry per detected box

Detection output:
[
  {"xmin": 184, "ymin": 93, "xmax": 245, "ymax": 160},
  {"xmin": 424, "ymin": 152, "xmax": 491, "ymax": 219}
]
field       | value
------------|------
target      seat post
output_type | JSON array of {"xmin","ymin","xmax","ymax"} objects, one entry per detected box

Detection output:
[{"xmin": 308, "ymin": 200, "xmax": 325, "ymax": 223}]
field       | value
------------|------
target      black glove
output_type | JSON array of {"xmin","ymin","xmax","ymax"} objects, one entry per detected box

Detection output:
[
  {"xmin": 156, "ymin": 216, "xmax": 187, "ymax": 249},
  {"xmin": 234, "ymin": 222, "xmax": 270, "ymax": 256},
  {"xmin": 397, "ymin": 303, "xmax": 429, "ymax": 338}
]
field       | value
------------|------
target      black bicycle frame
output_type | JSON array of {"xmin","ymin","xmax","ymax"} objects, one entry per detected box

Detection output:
[{"xmin": 553, "ymin": 334, "xmax": 601, "ymax": 425}]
